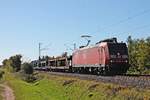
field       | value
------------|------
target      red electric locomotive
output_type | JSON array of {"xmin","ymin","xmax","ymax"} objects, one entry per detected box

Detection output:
[
  {"xmin": 72, "ymin": 38, "xmax": 129, "ymax": 75},
  {"xmin": 32, "ymin": 37, "xmax": 129, "ymax": 75}
]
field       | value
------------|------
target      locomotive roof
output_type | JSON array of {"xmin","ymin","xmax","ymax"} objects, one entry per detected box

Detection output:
[
  {"xmin": 77, "ymin": 37, "xmax": 118, "ymax": 51},
  {"xmin": 75, "ymin": 41, "xmax": 126, "ymax": 52},
  {"xmin": 76, "ymin": 42, "xmax": 108, "ymax": 51},
  {"xmin": 96, "ymin": 37, "xmax": 117, "ymax": 44}
]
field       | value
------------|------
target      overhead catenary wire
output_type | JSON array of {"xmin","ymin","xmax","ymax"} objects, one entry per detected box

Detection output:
[
  {"xmin": 95, "ymin": 9, "xmax": 150, "ymax": 33},
  {"xmin": 111, "ymin": 23, "xmax": 150, "ymax": 40},
  {"xmin": 125, "ymin": 24, "xmax": 150, "ymax": 33}
]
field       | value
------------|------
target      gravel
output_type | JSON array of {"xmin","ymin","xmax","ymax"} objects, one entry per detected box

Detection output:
[{"xmin": 47, "ymin": 72, "xmax": 150, "ymax": 89}]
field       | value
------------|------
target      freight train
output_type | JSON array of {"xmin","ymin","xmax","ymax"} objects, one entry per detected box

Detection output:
[{"xmin": 32, "ymin": 37, "xmax": 129, "ymax": 75}]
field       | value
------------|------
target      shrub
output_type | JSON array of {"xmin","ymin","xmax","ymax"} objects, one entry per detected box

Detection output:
[
  {"xmin": 20, "ymin": 62, "xmax": 37, "ymax": 83},
  {"xmin": 0, "ymin": 70, "xmax": 4, "ymax": 79},
  {"xmin": 22, "ymin": 74, "xmax": 37, "ymax": 83},
  {"xmin": 22, "ymin": 63, "xmax": 33, "ymax": 75}
]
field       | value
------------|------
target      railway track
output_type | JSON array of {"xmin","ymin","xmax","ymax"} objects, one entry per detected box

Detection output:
[{"xmin": 46, "ymin": 72, "xmax": 150, "ymax": 89}]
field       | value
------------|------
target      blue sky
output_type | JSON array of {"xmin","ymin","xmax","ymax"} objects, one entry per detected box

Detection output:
[{"xmin": 0, "ymin": 0, "xmax": 150, "ymax": 63}]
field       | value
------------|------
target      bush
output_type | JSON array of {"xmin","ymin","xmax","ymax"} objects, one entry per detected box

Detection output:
[
  {"xmin": 22, "ymin": 63, "xmax": 33, "ymax": 74},
  {"xmin": 10, "ymin": 54, "xmax": 22, "ymax": 72},
  {"xmin": 22, "ymin": 74, "xmax": 37, "ymax": 83},
  {"xmin": 20, "ymin": 62, "xmax": 36, "ymax": 83},
  {"xmin": 0, "ymin": 70, "xmax": 4, "ymax": 79}
]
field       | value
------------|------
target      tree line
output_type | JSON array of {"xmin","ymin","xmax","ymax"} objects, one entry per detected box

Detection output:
[
  {"xmin": 127, "ymin": 36, "xmax": 150, "ymax": 74},
  {"xmin": 2, "ymin": 55, "xmax": 33, "ymax": 74}
]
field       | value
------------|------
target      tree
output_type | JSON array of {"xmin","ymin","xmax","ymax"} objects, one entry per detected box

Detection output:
[
  {"xmin": 127, "ymin": 36, "xmax": 150, "ymax": 74},
  {"xmin": 9, "ymin": 54, "xmax": 22, "ymax": 72},
  {"xmin": 2, "ymin": 59, "xmax": 13, "ymax": 72},
  {"xmin": 127, "ymin": 36, "xmax": 138, "ymax": 72},
  {"xmin": 145, "ymin": 37, "xmax": 150, "ymax": 69},
  {"xmin": 2, "ymin": 59, "xmax": 8, "ymax": 67},
  {"xmin": 2, "ymin": 54, "xmax": 22, "ymax": 72},
  {"xmin": 22, "ymin": 63, "xmax": 33, "ymax": 74},
  {"xmin": 136, "ymin": 39, "xmax": 148, "ymax": 73}
]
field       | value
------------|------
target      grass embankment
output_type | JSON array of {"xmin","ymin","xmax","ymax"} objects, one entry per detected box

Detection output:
[{"xmin": 2, "ymin": 72, "xmax": 150, "ymax": 100}]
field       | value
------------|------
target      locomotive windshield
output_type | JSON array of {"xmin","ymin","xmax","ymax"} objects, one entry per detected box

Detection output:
[{"xmin": 108, "ymin": 43, "xmax": 128, "ymax": 55}]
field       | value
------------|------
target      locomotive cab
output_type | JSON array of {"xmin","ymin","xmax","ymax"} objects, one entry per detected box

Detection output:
[{"xmin": 107, "ymin": 42, "xmax": 129, "ymax": 74}]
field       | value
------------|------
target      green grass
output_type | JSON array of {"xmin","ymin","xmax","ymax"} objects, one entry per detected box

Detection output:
[{"xmin": 2, "ymin": 72, "xmax": 150, "ymax": 100}]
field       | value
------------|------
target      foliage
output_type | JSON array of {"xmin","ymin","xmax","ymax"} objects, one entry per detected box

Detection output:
[
  {"xmin": 2, "ymin": 54, "xmax": 22, "ymax": 72},
  {"xmin": 10, "ymin": 55, "xmax": 22, "ymax": 72},
  {"xmin": 21, "ymin": 63, "xmax": 33, "ymax": 75},
  {"xmin": 18, "ymin": 62, "xmax": 36, "ymax": 83},
  {"xmin": 2, "ymin": 59, "xmax": 13, "ymax": 72},
  {"xmin": 0, "ymin": 70, "xmax": 5, "ymax": 79},
  {"xmin": 2, "ymin": 59, "xmax": 8, "ymax": 66},
  {"xmin": 127, "ymin": 36, "xmax": 150, "ymax": 74}
]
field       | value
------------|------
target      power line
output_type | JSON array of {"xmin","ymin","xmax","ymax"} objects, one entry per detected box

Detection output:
[
  {"xmin": 96, "ymin": 9, "xmax": 150, "ymax": 33},
  {"xmin": 126, "ymin": 24, "xmax": 150, "ymax": 36},
  {"xmin": 64, "ymin": 43, "xmax": 76, "ymax": 51},
  {"xmin": 112, "ymin": 24, "xmax": 150, "ymax": 38}
]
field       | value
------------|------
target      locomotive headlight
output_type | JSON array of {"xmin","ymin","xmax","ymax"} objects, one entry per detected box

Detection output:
[
  {"xmin": 125, "ymin": 60, "xmax": 128, "ymax": 63},
  {"xmin": 110, "ymin": 60, "xmax": 113, "ymax": 63}
]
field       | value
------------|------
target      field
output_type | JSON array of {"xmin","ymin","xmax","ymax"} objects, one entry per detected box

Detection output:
[{"xmin": 0, "ymin": 72, "xmax": 150, "ymax": 100}]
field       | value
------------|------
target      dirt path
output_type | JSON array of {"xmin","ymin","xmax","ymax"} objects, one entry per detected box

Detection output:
[{"xmin": 0, "ymin": 84, "xmax": 15, "ymax": 100}]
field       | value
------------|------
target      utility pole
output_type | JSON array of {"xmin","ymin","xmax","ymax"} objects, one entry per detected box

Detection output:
[
  {"xmin": 38, "ymin": 43, "xmax": 42, "ymax": 67},
  {"xmin": 38, "ymin": 43, "xmax": 51, "ymax": 67}
]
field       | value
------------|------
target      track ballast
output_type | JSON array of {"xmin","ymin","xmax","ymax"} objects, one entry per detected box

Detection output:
[{"xmin": 46, "ymin": 72, "xmax": 150, "ymax": 89}]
